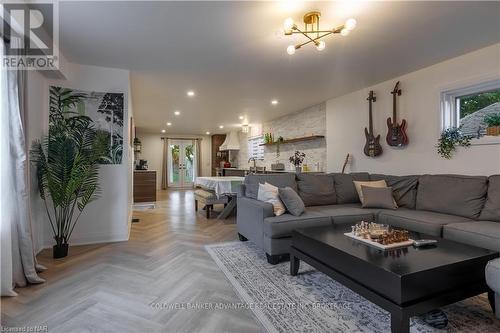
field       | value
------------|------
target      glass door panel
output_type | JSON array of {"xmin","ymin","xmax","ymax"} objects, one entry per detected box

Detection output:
[
  {"xmin": 168, "ymin": 139, "xmax": 196, "ymax": 188},
  {"xmin": 183, "ymin": 142, "xmax": 195, "ymax": 186}
]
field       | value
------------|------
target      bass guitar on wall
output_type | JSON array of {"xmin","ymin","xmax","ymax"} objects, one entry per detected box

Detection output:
[
  {"xmin": 386, "ymin": 81, "xmax": 408, "ymax": 147},
  {"xmin": 363, "ymin": 91, "xmax": 383, "ymax": 157}
]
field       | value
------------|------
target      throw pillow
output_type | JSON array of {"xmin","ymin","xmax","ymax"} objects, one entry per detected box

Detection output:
[
  {"xmin": 353, "ymin": 180, "xmax": 388, "ymax": 204},
  {"xmin": 296, "ymin": 174, "xmax": 336, "ymax": 206},
  {"xmin": 278, "ymin": 187, "xmax": 305, "ymax": 216},
  {"xmin": 257, "ymin": 182, "xmax": 286, "ymax": 216},
  {"xmin": 361, "ymin": 186, "xmax": 398, "ymax": 209}
]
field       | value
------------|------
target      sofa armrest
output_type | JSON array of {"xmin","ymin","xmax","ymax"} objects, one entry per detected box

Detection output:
[{"xmin": 237, "ymin": 196, "xmax": 274, "ymax": 248}]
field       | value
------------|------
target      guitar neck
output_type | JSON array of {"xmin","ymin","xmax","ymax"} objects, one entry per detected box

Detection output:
[
  {"xmin": 392, "ymin": 94, "xmax": 397, "ymax": 122},
  {"xmin": 369, "ymin": 102, "xmax": 374, "ymax": 134}
]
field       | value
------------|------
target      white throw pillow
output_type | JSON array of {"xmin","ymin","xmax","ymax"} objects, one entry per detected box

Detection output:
[
  {"xmin": 257, "ymin": 182, "xmax": 286, "ymax": 216},
  {"xmin": 353, "ymin": 180, "xmax": 388, "ymax": 204}
]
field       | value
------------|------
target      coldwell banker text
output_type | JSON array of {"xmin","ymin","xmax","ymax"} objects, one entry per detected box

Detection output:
[{"xmin": 1, "ymin": 1, "xmax": 58, "ymax": 70}]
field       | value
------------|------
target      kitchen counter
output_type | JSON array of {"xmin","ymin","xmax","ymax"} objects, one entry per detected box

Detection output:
[{"xmin": 221, "ymin": 167, "xmax": 323, "ymax": 176}]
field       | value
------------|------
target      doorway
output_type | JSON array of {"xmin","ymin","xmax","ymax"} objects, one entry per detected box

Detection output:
[{"xmin": 168, "ymin": 139, "xmax": 196, "ymax": 188}]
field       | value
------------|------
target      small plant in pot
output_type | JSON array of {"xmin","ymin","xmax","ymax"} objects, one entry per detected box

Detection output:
[
  {"xmin": 484, "ymin": 113, "xmax": 500, "ymax": 136},
  {"xmin": 289, "ymin": 151, "xmax": 306, "ymax": 173},
  {"xmin": 31, "ymin": 89, "xmax": 107, "ymax": 259},
  {"xmin": 436, "ymin": 126, "xmax": 472, "ymax": 159}
]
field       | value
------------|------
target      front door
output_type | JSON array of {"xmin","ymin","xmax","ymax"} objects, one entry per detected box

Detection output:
[{"xmin": 168, "ymin": 139, "xmax": 196, "ymax": 188}]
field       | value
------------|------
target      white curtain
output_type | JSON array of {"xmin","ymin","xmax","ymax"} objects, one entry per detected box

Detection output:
[{"xmin": 1, "ymin": 38, "xmax": 45, "ymax": 296}]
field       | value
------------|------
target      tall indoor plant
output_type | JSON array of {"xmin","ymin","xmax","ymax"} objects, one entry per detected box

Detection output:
[{"xmin": 31, "ymin": 88, "xmax": 108, "ymax": 258}]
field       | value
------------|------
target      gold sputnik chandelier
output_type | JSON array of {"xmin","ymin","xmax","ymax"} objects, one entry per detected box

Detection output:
[{"xmin": 283, "ymin": 11, "xmax": 356, "ymax": 55}]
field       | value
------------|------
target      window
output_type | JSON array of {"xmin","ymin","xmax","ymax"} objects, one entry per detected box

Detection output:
[
  {"xmin": 248, "ymin": 136, "xmax": 264, "ymax": 160},
  {"xmin": 441, "ymin": 80, "xmax": 500, "ymax": 139}
]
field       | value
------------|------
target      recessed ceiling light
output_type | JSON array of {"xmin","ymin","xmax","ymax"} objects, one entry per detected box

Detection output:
[
  {"xmin": 271, "ymin": 99, "xmax": 278, "ymax": 105},
  {"xmin": 174, "ymin": 110, "xmax": 181, "ymax": 116},
  {"xmin": 239, "ymin": 116, "xmax": 244, "ymax": 120},
  {"xmin": 167, "ymin": 122, "xmax": 172, "ymax": 126},
  {"xmin": 161, "ymin": 129, "xmax": 166, "ymax": 133},
  {"xmin": 187, "ymin": 90, "xmax": 195, "ymax": 97},
  {"xmin": 219, "ymin": 125, "xmax": 224, "ymax": 129},
  {"xmin": 206, "ymin": 131, "xmax": 211, "ymax": 135}
]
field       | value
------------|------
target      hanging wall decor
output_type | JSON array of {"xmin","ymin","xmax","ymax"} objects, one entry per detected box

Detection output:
[{"xmin": 49, "ymin": 86, "xmax": 125, "ymax": 164}]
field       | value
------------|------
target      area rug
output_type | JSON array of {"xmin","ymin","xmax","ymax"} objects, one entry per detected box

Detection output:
[{"xmin": 205, "ymin": 241, "xmax": 500, "ymax": 333}]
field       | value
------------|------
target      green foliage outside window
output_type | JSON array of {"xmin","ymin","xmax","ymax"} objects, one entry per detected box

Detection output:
[{"xmin": 459, "ymin": 91, "xmax": 500, "ymax": 118}]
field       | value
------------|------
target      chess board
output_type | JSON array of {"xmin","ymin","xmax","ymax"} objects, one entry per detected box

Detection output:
[{"xmin": 344, "ymin": 232, "xmax": 415, "ymax": 250}]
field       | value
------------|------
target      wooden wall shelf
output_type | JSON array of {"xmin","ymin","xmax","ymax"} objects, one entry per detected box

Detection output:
[{"xmin": 259, "ymin": 135, "xmax": 325, "ymax": 146}]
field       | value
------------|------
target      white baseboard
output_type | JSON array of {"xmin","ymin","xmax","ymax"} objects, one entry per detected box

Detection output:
[{"xmin": 41, "ymin": 231, "xmax": 130, "ymax": 250}]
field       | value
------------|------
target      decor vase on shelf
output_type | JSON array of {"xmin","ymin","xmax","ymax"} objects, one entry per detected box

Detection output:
[
  {"xmin": 31, "ymin": 87, "xmax": 108, "ymax": 259},
  {"xmin": 289, "ymin": 151, "xmax": 306, "ymax": 173},
  {"xmin": 484, "ymin": 113, "xmax": 500, "ymax": 136}
]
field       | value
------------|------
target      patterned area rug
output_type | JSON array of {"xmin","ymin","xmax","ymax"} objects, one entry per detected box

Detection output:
[{"xmin": 206, "ymin": 241, "xmax": 500, "ymax": 333}]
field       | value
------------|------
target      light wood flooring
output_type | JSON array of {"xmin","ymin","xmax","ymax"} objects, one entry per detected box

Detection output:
[{"xmin": 1, "ymin": 190, "xmax": 262, "ymax": 333}]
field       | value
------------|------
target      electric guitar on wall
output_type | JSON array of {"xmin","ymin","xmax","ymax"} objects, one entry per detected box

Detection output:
[
  {"xmin": 363, "ymin": 91, "xmax": 383, "ymax": 157},
  {"xmin": 386, "ymin": 81, "xmax": 409, "ymax": 147}
]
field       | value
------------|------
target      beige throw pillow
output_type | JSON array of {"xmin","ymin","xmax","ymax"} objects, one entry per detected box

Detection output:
[
  {"xmin": 257, "ymin": 182, "xmax": 286, "ymax": 216},
  {"xmin": 353, "ymin": 180, "xmax": 388, "ymax": 204}
]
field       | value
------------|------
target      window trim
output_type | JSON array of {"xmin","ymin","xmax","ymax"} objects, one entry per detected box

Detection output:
[
  {"xmin": 247, "ymin": 135, "xmax": 264, "ymax": 160},
  {"xmin": 441, "ymin": 79, "xmax": 500, "ymax": 146}
]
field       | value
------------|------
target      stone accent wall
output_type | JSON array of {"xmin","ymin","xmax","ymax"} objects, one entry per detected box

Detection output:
[{"xmin": 237, "ymin": 103, "xmax": 326, "ymax": 171}]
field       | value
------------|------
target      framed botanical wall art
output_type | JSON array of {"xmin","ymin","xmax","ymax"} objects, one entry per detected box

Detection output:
[{"xmin": 49, "ymin": 86, "xmax": 125, "ymax": 164}]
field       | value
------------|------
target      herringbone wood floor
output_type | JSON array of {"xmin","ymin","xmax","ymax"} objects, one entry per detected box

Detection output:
[{"xmin": 1, "ymin": 190, "xmax": 262, "ymax": 333}]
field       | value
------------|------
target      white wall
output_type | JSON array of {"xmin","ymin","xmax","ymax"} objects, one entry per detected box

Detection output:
[
  {"xmin": 326, "ymin": 43, "xmax": 500, "ymax": 176},
  {"xmin": 135, "ymin": 131, "xmax": 212, "ymax": 189},
  {"xmin": 27, "ymin": 63, "xmax": 134, "ymax": 250}
]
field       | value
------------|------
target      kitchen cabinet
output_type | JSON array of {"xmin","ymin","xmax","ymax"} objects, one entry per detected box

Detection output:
[{"xmin": 133, "ymin": 170, "xmax": 157, "ymax": 202}]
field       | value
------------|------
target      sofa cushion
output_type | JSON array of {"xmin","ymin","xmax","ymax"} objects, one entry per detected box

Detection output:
[
  {"xmin": 443, "ymin": 221, "xmax": 500, "ymax": 252},
  {"xmin": 244, "ymin": 173, "xmax": 297, "ymax": 199},
  {"xmin": 416, "ymin": 174, "xmax": 488, "ymax": 219},
  {"xmin": 308, "ymin": 204, "xmax": 375, "ymax": 225},
  {"xmin": 378, "ymin": 209, "xmax": 472, "ymax": 237},
  {"xmin": 361, "ymin": 186, "xmax": 398, "ymax": 210},
  {"xmin": 278, "ymin": 187, "xmax": 305, "ymax": 216},
  {"xmin": 479, "ymin": 175, "xmax": 500, "ymax": 222},
  {"xmin": 263, "ymin": 211, "xmax": 332, "ymax": 238},
  {"xmin": 353, "ymin": 180, "xmax": 388, "ymax": 204},
  {"xmin": 331, "ymin": 172, "xmax": 370, "ymax": 204},
  {"xmin": 296, "ymin": 173, "xmax": 336, "ymax": 206},
  {"xmin": 370, "ymin": 174, "xmax": 419, "ymax": 209}
]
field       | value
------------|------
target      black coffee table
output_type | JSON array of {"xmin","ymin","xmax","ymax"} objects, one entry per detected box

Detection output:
[{"xmin": 289, "ymin": 224, "xmax": 498, "ymax": 333}]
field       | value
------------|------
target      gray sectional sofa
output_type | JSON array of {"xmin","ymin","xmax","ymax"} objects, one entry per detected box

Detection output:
[{"xmin": 236, "ymin": 172, "xmax": 500, "ymax": 264}]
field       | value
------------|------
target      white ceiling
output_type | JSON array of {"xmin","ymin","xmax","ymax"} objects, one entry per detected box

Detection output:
[{"xmin": 58, "ymin": 1, "xmax": 500, "ymax": 135}]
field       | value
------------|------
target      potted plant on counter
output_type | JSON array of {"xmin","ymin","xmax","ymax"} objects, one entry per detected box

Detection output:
[
  {"xmin": 289, "ymin": 151, "xmax": 306, "ymax": 173},
  {"xmin": 31, "ymin": 89, "xmax": 108, "ymax": 259},
  {"xmin": 484, "ymin": 113, "xmax": 500, "ymax": 136}
]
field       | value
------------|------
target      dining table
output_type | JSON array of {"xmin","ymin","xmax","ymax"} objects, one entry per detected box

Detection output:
[{"xmin": 194, "ymin": 176, "xmax": 245, "ymax": 219}]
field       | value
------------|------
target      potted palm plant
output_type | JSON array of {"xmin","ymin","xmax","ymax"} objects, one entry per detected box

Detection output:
[
  {"xmin": 31, "ymin": 88, "xmax": 108, "ymax": 258},
  {"xmin": 484, "ymin": 113, "xmax": 500, "ymax": 136}
]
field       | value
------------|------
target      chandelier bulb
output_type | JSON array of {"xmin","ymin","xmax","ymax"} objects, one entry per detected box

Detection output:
[
  {"xmin": 316, "ymin": 41, "xmax": 326, "ymax": 51},
  {"xmin": 286, "ymin": 45, "xmax": 296, "ymax": 55},
  {"xmin": 284, "ymin": 18, "xmax": 295, "ymax": 31},
  {"xmin": 345, "ymin": 18, "xmax": 357, "ymax": 31},
  {"xmin": 340, "ymin": 28, "xmax": 350, "ymax": 37}
]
